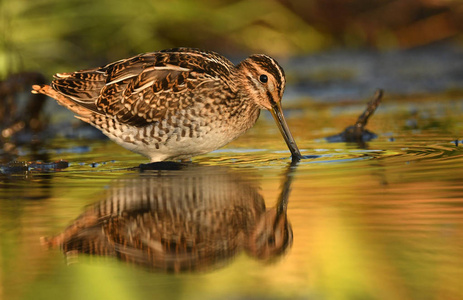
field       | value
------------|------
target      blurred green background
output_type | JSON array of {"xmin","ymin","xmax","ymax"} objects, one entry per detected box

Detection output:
[{"xmin": 1, "ymin": 0, "xmax": 463, "ymax": 78}]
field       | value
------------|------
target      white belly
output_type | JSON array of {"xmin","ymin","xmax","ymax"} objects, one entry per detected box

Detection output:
[{"xmin": 99, "ymin": 117, "xmax": 253, "ymax": 162}]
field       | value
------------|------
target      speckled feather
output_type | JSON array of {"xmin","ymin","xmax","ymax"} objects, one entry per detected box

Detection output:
[{"xmin": 32, "ymin": 48, "xmax": 288, "ymax": 161}]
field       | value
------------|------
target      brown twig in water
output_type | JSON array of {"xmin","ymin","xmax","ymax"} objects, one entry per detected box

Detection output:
[
  {"xmin": 325, "ymin": 89, "xmax": 384, "ymax": 144},
  {"xmin": 355, "ymin": 89, "xmax": 383, "ymax": 129}
]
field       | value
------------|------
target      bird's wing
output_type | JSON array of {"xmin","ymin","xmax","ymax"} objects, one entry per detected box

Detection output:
[{"xmin": 51, "ymin": 49, "xmax": 236, "ymax": 127}]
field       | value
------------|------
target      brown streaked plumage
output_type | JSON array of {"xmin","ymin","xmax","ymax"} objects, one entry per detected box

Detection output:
[{"xmin": 32, "ymin": 48, "xmax": 302, "ymax": 162}]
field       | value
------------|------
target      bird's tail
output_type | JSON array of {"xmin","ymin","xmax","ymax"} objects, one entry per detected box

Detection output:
[{"xmin": 32, "ymin": 84, "xmax": 93, "ymax": 122}]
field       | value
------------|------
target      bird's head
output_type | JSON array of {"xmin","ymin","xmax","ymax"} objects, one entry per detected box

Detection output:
[{"xmin": 238, "ymin": 55, "xmax": 302, "ymax": 161}]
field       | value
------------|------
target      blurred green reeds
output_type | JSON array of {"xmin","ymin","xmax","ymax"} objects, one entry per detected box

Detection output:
[{"xmin": 1, "ymin": 0, "xmax": 462, "ymax": 77}]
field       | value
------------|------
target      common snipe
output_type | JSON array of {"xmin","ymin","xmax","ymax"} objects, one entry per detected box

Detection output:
[{"xmin": 33, "ymin": 48, "xmax": 302, "ymax": 162}]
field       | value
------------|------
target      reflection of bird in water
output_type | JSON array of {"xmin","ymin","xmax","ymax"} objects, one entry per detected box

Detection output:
[{"xmin": 43, "ymin": 164, "xmax": 294, "ymax": 272}]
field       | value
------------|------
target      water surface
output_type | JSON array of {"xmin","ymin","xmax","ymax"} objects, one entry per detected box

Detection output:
[{"xmin": 1, "ymin": 93, "xmax": 463, "ymax": 300}]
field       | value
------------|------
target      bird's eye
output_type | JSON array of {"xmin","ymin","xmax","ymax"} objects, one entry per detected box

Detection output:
[{"xmin": 259, "ymin": 74, "xmax": 268, "ymax": 83}]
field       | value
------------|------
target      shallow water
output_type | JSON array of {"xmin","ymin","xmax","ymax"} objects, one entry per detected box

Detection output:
[{"xmin": 1, "ymin": 92, "xmax": 463, "ymax": 300}]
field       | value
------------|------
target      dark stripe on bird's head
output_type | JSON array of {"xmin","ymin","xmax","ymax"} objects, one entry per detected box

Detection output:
[
  {"xmin": 266, "ymin": 91, "xmax": 277, "ymax": 106},
  {"xmin": 247, "ymin": 55, "xmax": 286, "ymax": 98},
  {"xmin": 246, "ymin": 75, "xmax": 259, "ymax": 90}
]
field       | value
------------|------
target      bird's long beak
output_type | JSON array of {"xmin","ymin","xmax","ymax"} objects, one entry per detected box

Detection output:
[{"xmin": 270, "ymin": 102, "xmax": 303, "ymax": 161}]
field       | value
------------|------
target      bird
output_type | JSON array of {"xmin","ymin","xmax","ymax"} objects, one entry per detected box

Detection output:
[{"xmin": 32, "ymin": 48, "xmax": 302, "ymax": 162}]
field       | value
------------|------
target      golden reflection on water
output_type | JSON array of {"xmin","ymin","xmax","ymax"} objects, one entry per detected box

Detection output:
[
  {"xmin": 43, "ymin": 163, "xmax": 295, "ymax": 272},
  {"xmin": 280, "ymin": 138, "xmax": 463, "ymax": 300},
  {"xmin": 2, "ymin": 96, "xmax": 463, "ymax": 300}
]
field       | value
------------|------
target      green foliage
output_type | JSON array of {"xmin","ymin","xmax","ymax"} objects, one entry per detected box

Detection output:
[
  {"xmin": 2, "ymin": 0, "xmax": 462, "ymax": 78},
  {"xmin": 0, "ymin": 0, "xmax": 327, "ymax": 77}
]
